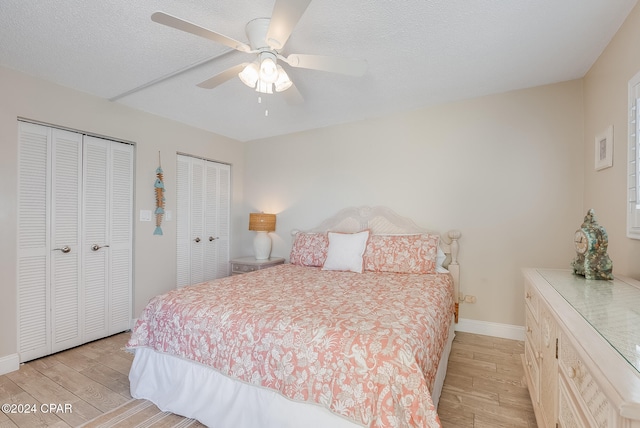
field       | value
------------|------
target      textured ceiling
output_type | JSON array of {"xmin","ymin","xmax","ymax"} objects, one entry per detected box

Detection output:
[{"xmin": 1, "ymin": 0, "xmax": 637, "ymax": 142}]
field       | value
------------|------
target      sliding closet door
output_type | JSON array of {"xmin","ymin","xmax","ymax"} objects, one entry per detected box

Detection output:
[{"xmin": 176, "ymin": 154, "xmax": 230, "ymax": 287}]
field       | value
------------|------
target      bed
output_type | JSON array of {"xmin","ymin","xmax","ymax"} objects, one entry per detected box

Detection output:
[{"xmin": 126, "ymin": 206, "xmax": 461, "ymax": 428}]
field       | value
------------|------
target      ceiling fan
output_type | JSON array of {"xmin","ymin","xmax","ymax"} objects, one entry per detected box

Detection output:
[{"xmin": 151, "ymin": 0, "xmax": 367, "ymax": 104}]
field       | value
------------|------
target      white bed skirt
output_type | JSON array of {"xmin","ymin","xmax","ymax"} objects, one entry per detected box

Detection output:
[{"xmin": 129, "ymin": 322, "xmax": 455, "ymax": 428}]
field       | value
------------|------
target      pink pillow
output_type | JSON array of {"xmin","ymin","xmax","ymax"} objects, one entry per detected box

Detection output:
[
  {"xmin": 289, "ymin": 232, "xmax": 329, "ymax": 267},
  {"xmin": 363, "ymin": 234, "xmax": 440, "ymax": 274}
]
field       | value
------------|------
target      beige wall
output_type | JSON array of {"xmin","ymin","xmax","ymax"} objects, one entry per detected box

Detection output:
[
  {"xmin": 0, "ymin": 66, "xmax": 245, "ymax": 358},
  {"xmin": 243, "ymin": 80, "xmax": 585, "ymax": 327},
  {"xmin": 583, "ymin": 1, "xmax": 640, "ymax": 279}
]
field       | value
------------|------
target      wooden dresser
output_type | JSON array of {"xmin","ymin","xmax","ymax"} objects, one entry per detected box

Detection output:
[{"xmin": 523, "ymin": 268, "xmax": 640, "ymax": 427}]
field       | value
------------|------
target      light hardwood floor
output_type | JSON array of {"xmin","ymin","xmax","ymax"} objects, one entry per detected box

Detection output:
[
  {"xmin": 439, "ymin": 332, "xmax": 537, "ymax": 427},
  {"xmin": 0, "ymin": 331, "xmax": 536, "ymax": 427}
]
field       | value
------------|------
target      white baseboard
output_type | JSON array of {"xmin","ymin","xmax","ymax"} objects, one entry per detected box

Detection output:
[
  {"xmin": 455, "ymin": 318, "xmax": 525, "ymax": 341},
  {"xmin": 0, "ymin": 353, "xmax": 20, "ymax": 376}
]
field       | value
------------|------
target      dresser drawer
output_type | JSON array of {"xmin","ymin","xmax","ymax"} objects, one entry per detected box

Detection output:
[
  {"xmin": 524, "ymin": 339, "xmax": 540, "ymax": 402},
  {"xmin": 524, "ymin": 279, "xmax": 540, "ymax": 323},
  {"xmin": 558, "ymin": 332, "xmax": 611, "ymax": 427},
  {"xmin": 559, "ymin": 376, "xmax": 590, "ymax": 428},
  {"xmin": 525, "ymin": 305, "xmax": 540, "ymax": 346},
  {"xmin": 230, "ymin": 257, "xmax": 285, "ymax": 275},
  {"xmin": 231, "ymin": 263, "xmax": 259, "ymax": 274}
]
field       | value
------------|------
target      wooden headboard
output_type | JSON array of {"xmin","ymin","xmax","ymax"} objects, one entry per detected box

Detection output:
[{"xmin": 292, "ymin": 206, "xmax": 461, "ymax": 322}]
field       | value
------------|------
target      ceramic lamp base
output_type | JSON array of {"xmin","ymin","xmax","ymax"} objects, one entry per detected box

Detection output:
[{"xmin": 253, "ymin": 231, "xmax": 272, "ymax": 260}]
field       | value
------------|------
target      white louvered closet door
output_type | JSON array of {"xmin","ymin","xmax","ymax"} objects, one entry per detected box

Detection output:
[
  {"xmin": 176, "ymin": 155, "xmax": 191, "ymax": 288},
  {"xmin": 190, "ymin": 159, "xmax": 206, "ymax": 285},
  {"xmin": 50, "ymin": 128, "xmax": 83, "ymax": 353},
  {"xmin": 108, "ymin": 142, "xmax": 134, "ymax": 333},
  {"xmin": 18, "ymin": 123, "xmax": 83, "ymax": 358},
  {"xmin": 83, "ymin": 136, "xmax": 133, "ymax": 342},
  {"xmin": 206, "ymin": 161, "xmax": 230, "ymax": 280},
  {"xmin": 17, "ymin": 122, "xmax": 133, "ymax": 362},
  {"xmin": 18, "ymin": 122, "xmax": 53, "ymax": 361},
  {"xmin": 176, "ymin": 154, "xmax": 230, "ymax": 287}
]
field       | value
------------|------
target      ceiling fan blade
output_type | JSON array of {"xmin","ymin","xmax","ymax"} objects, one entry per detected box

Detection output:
[
  {"xmin": 283, "ymin": 54, "xmax": 367, "ymax": 77},
  {"xmin": 266, "ymin": 0, "xmax": 312, "ymax": 49},
  {"xmin": 152, "ymin": 12, "xmax": 252, "ymax": 53},
  {"xmin": 197, "ymin": 63, "xmax": 249, "ymax": 89},
  {"xmin": 282, "ymin": 83, "xmax": 304, "ymax": 105}
]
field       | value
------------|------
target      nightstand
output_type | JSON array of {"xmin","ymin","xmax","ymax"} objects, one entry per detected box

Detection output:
[{"xmin": 230, "ymin": 257, "xmax": 285, "ymax": 275}]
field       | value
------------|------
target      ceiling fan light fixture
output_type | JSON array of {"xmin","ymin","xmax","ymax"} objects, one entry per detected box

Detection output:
[
  {"xmin": 255, "ymin": 79, "xmax": 273, "ymax": 94},
  {"xmin": 259, "ymin": 53, "xmax": 279, "ymax": 84},
  {"xmin": 274, "ymin": 65, "xmax": 292, "ymax": 92},
  {"xmin": 239, "ymin": 62, "xmax": 260, "ymax": 88}
]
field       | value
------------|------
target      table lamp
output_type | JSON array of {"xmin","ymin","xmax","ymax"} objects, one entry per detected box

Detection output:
[{"xmin": 249, "ymin": 213, "xmax": 276, "ymax": 260}]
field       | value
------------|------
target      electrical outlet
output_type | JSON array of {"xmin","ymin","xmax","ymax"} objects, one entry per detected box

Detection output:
[{"xmin": 464, "ymin": 295, "xmax": 477, "ymax": 303}]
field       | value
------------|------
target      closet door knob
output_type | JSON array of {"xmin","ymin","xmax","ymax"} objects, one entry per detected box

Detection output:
[
  {"xmin": 209, "ymin": 236, "xmax": 218, "ymax": 241},
  {"xmin": 194, "ymin": 237, "xmax": 201, "ymax": 243},
  {"xmin": 53, "ymin": 246, "xmax": 71, "ymax": 253},
  {"xmin": 91, "ymin": 244, "xmax": 110, "ymax": 251}
]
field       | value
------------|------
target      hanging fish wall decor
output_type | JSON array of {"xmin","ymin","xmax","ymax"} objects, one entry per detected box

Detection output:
[{"xmin": 154, "ymin": 152, "xmax": 165, "ymax": 235}]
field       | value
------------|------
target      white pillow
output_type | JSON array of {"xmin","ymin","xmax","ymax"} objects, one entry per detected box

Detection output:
[
  {"xmin": 436, "ymin": 246, "xmax": 449, "ymax": 273},
  {"xmin": 322, "ymin": 230, "xmax": 370, "ymax": 273}
]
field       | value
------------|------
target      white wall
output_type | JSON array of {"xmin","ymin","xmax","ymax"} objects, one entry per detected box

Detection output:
[
  {"xmin": 0, "ymin": 65, "xmax": 245, "ymax": 359},
  {"xmin": 583, "ymin": 1, "xmax": 640, "ymax": 279},
  {"xmin": 242, "ymin": 80, "xmax": 585, "ymax": 327}
]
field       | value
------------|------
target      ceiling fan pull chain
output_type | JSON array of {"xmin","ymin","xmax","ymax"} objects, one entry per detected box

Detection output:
[{"xmin": 257, "ymin": 95, "xmax": 269, "ymax": 117}]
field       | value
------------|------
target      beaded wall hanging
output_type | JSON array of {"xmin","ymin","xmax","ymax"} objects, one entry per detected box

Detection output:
[{"xmin": 154, "ymin": 152, "xmax": 165, "ymax": 235}]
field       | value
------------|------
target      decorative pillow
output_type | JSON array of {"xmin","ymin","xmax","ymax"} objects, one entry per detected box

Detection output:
[
  {"xmin": 322, "ymin": 230, "xmax": 370, "ymax": 273},
  {"xmin": 363, "ymin": 234, "xmax": 440, "ymax": 274},
  {"xmin": 290, "ymin": 232, "xmax": 329, "ymax": 267}
]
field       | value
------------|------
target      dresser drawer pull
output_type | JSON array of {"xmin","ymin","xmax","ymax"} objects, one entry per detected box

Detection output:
[
  {"xmin": 567, "ymin": 365, "xmax": 583, "ymax": 380},
  {"xmin": 233, "ymin": 264, "xmax": 256, "ymax": 272}
]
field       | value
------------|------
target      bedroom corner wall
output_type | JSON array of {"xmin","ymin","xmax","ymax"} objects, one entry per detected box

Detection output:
[
  {"xmin": 583, "ymin": 0, "xmax": 640, "ymax": 280},
  {"xmin": 0, "ymin": 65, "xmax": 244, "ymax": 364},
  {"xmin": 242, "ymin": 80, "xmax": 584, "ymax": 328}
]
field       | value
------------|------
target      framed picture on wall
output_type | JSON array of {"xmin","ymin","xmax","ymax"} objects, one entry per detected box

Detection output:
[{"xmin": 595, "ymin": 125, "xmax": 613, "ymax": 171}]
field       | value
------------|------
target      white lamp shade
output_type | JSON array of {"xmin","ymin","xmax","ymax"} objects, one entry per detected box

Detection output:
[
  {"xmin": 239, "ymin": 62, "xmax": 259, "ymax": 88},
  {"xmin": 259, "ymin": 57, "xmax": 279, "ymax": 83},
  {"xmin": 253, "ymin": 231, "xmax": 272, "ymax": 260},
  {"xmin": 274, "ymin": 65, "xmax": 292, "ymax": 92}
]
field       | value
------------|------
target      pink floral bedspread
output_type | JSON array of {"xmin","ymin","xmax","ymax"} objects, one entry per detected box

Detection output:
[{"xmin": 127, "ymin": 264, "xmax": 454, "ymax": 428}]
